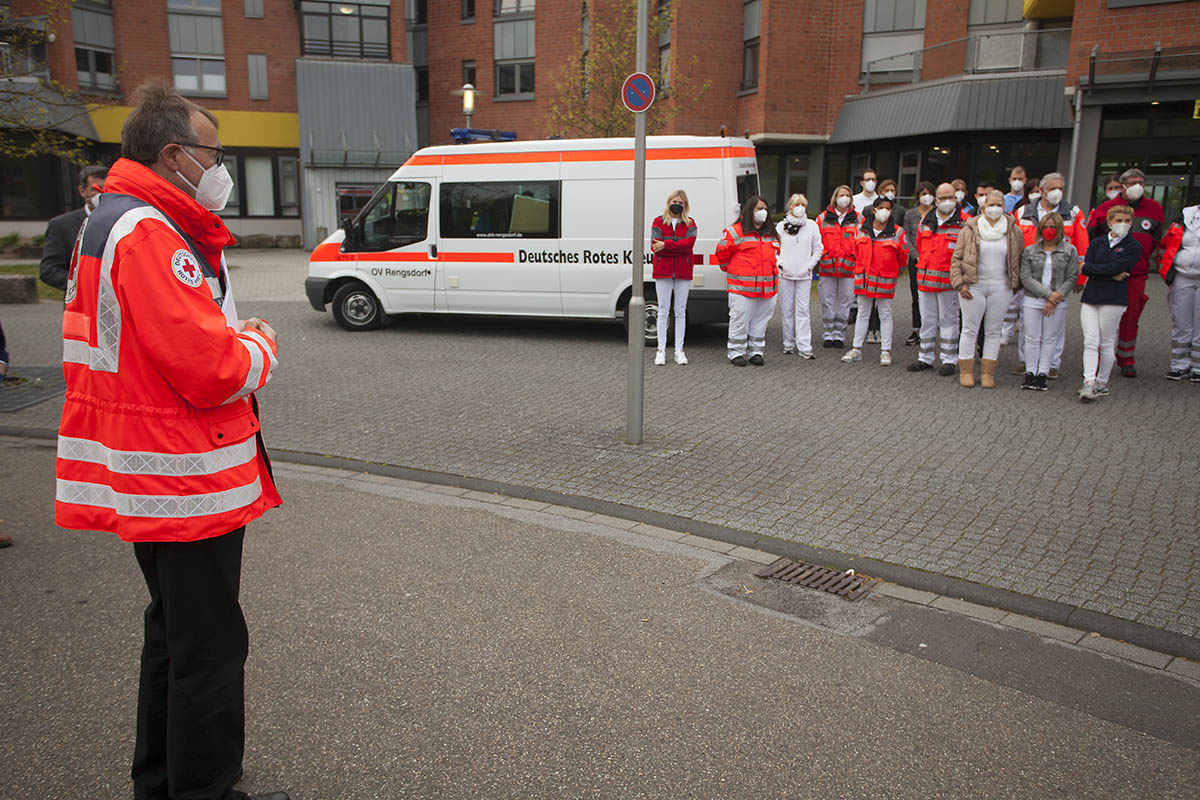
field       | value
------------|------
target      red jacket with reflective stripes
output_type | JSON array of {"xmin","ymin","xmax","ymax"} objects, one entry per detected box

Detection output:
[
  {"xmin": 915, "ymin": 208, "xmax": 967, "ymax": 293},
  {"xmin": 853, "ymin": 221, "xmax": 908, "ymax": 299},
  {"xmin": 1158, "ymin": 207, "xmax": 1198, "ymax": 281},
  {"xmin": 56, "ymin": 158, "xmax": 281, "ymax": 543},
  {"xmin": 715, "ymin": 221, "xmax": 780, "ymax": 298},
  {"xmin": 650, "ymin": 215, "xmax": 697, "ymax": 280},
  {"xmin": 817, "ymin": 207, "xmax": 859, "ymax": 278}
]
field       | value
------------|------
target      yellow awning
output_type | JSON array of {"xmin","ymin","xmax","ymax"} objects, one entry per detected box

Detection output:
[
  {"xmin": 88, "ymin": 105, "xmax": 299, "ymax": 149},
  {"xmin": 1023, "ymin": 0, "xmax": 1074, "ymax": 19}
]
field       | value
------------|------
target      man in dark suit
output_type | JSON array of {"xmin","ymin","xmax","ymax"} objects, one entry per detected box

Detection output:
[{"xmin": 39, "ymin": 165, "xmax": 108, "ymax": 290}]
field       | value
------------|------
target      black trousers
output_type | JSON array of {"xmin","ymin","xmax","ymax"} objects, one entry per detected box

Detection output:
[
  {"xmin": 0, "ymin": 318, "xmax": 8, "ymax": 365},
  {"xmin": 908, "ymin": 263, "xmax": 920, "ymax": 329},
  {"xmin": 133, "ymin": 528, "xmax": 248, "ymax": 800}
]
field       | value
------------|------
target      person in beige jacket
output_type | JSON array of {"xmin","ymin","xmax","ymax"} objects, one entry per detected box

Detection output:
[{"xmin": 950, "ymin": 189, "xmax": 1023, "ymax": 387}]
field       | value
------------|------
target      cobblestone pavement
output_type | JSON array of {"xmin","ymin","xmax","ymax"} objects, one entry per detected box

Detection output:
[{"xmin": 3, "ymin": 250, "xmax": 1197, "ymax": 639}]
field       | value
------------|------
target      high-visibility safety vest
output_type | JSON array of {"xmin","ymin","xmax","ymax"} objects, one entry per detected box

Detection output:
[
  {"xmin": 853, "ymin": 222, "xmax": 908, "ymax": 299},
  {"xmin": 915, "ymin": 208, "xmax": 966, "ymax": 293},
  {"xmin": 817, "ymin": 207, "xmax": 859, "ymax": 279},
  {"xmin": 715, "ymin": 221, "xmax": 780, "ymax": 298},
  {"xmin": 56, "ymin": 158, "xmax": 281, "ymax": 543}
]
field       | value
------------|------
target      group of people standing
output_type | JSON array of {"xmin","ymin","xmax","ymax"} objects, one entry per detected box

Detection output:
[{"xmin": 649, "ymin": 165, "xmax": 1200, "ymax": 403}]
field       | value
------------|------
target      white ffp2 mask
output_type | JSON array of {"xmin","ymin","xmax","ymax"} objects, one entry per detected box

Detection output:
[{"xmin": 178, "ymin": 149, "xmax": 234, "ymax": 212}]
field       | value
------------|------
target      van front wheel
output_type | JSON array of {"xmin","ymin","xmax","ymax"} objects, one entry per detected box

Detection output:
[
  {"xmin": 332, "ymin": 282, "xmax": 383, "ymax": 331},
  {"xmin": 622, "ymin": 287, "xmax": 658, "ymax": 347}
]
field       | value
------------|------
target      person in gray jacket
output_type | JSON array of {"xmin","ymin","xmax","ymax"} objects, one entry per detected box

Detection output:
[{"xmin": 1019, "ymin": 213, "xmax": 1080, "ymax": 391}]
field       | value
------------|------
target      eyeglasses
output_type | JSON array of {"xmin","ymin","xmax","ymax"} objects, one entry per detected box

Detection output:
[{"xmin": 178, "ymin": 142, "xmax": 225, "ymax": 166}]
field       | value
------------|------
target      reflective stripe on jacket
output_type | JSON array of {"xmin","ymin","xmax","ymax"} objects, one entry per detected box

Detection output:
[
  {"xmin": 1017, "ymin": 202, "xmax": 1090, "ymax": 286},
  {"xmin": 817, "ymin": 207, "xmax": 859, "ymax": 278},
  {"xmin": 650, "ymin": 216, "xmax": 697, "ymax": 280},
  {"xmin": 915, "ymin": 208, "xmax": 966, "ymax": 292},
  {"xmin": 1158, "ymin": 207, "xmax": 1200, "ymax": 281},
  {"xmin": 853, "ymin": 222, "xmax": 907, "ymax": 299},
  {"xmin": 56, "ymin": 158, "xmax": 281, "ymax": 543},
  {"xmin": 715, "ymin": 221, "xmax": 780, "ymax": 298}
]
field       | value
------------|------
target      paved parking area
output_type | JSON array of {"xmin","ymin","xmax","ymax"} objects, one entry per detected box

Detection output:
[{"xmin": 3, "ymin": 250, "xmax": 1196, "ymax": 640}]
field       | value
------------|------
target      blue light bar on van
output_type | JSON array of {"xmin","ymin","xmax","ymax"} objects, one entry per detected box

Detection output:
[{"xmin": 451, "ymin": 128, "xmax": 518, "ymax": 144}]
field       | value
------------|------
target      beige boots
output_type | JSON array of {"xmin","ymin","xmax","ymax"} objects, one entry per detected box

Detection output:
[
  {"xmin": 980, "ymin": 358, "xmax": 998, "ymax": 388},
  {"xmin": 959, "ymin": 358, "xmax": 975, "ymax": 387}
]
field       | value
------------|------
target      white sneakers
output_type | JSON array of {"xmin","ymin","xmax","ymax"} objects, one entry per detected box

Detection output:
[
  {"xmin": 655, "ymin": 349, "xmax": 688, "ymax": 365},
  {"xmin": 841, "ymin": 348, "xmax": 863, "ymax": 363},
  {"xmin": 880, "ymin": 350, "xmax": 892, "ymax": 366}
]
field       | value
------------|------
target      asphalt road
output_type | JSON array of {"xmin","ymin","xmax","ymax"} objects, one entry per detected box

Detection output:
[{"xmin": 2, "ymin": 439, "xmax": 1198, "ymax": 799}]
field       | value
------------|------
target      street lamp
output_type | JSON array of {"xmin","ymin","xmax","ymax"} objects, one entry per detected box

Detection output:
[{"xmin": 461, "ymin": 83, "xmax": 475, "ymax": 130}]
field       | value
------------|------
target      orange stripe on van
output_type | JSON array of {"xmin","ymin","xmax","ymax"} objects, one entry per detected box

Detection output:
[
  {"xmin": 440, "ymin": 252, "xmax": 515, "ymax": 263},
  {"xmin": 402, "ymin": 145, "xmax": 756, "ymax": 168},
  {"xmin": 310, "ymin": 242, "xmax": 515, "ymax": 264}
]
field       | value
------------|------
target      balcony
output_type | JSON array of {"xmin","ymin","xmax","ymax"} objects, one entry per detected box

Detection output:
[
  {"xmin": 862, "ymin": 26, "xmax": 1070, "ymax": 93},
  {"xmin": 1084, "ymin": 43, "xmax": 1200, "ymax": 94}
]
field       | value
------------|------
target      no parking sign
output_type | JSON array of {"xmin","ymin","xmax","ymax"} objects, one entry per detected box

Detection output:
[{"xmin": 621, "ymin": 72, "xmax": 655, "ymax": 113}]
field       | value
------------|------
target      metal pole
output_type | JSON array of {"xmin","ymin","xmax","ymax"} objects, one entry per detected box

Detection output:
[
  {"xmin": 626, "ymin": 0, "xmax": 648, "ymax": 444},
  {"xmin": 1066, "ymin": 86, "xmax": 1083, "ymax": 207}
]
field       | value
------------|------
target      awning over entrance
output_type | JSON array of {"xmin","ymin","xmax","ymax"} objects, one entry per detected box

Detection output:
[{"xmin": 828, "ymin": 74, "xmax": 1073, "ymax": 145}]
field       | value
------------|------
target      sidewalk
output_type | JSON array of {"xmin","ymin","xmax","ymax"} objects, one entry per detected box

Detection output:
[{"xmin": 1, "ymin": 437, "xmax": 1197, "ymax": 799}]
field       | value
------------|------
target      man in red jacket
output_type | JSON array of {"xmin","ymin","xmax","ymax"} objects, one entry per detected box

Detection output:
[
  {"xmin": 57, "ymin": 80, "xmax": 288, "ymax": 800},
  {"xmin": 1087, "ymin": 168, "xmax": 1163, "ymax": 377}
]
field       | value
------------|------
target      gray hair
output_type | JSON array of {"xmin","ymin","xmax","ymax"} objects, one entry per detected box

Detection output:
[
  {"xmin": 121, "ymin": 79, "xmax": 219, "ymax": 164},
  {"xmin": 78, "ymin": 164, "xmax": 108, "ymax": 187},
  {"xmin": 1119, "ymin": 168, "xmax": 1146, "ymax": 184},
  {"xmin": 1039, "ymin": 172, "xmax": 1064, "ymax": 189}
]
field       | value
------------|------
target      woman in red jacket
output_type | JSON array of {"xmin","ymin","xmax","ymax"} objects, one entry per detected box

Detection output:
[
  {"xmin": 650, "ymin": 189, "xmax": 698, "ymax": 365},
  {"xmin": 715, "ymin": 195, "xmax": 780, "ymax": 366},
  {"xmin": 816, "ymin": 185, "xmax": 858, "ymax": 348}
]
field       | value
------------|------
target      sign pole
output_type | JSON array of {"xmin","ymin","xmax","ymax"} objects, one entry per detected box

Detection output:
[{"xmin": 626, "ymin": 0, "xmax": 649, "ymax": 444}]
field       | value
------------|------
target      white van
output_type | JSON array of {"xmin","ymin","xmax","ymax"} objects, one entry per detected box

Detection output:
[{"xmin": 305, "ymin": 135, "xmax": 760, "ymax": 342}]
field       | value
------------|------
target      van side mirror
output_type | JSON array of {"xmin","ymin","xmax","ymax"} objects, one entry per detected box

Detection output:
[{"xmin": 341, "ymin": 218, "xmax": 357, "ymax": 247}]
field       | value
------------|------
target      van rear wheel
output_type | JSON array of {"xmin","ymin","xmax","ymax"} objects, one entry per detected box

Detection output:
[
  {"xmin": 332, "ymin": 281, "xmax": 383, "ymax": 331},
  {"xmin": 622, "ymin": 286, "xmax": 658, "ymax": 347}
]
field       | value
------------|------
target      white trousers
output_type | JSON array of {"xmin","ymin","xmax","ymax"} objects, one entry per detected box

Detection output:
[
  {"xmin": 654, "ymin": 278, "xmax": 690, "ymax": 352},
  {"xmin": 778, "ymin": 277, "xmax": 813, "ymax": 352},
  {"xmin": 1021, "ymin": 297, "xmax": 1068, "ymax": 376},
  {"xmin": 1003, "ymin": 289, "xmax": 1023, "ymax": 340},
  {"xmin": 1080, "ymin": 302, "xmax": 1125, "ymax": 385},
  {"xmin": 1167, "ymin": 274, "xmax": 1200, "ymax": 373},
  {"xmin": 958, "ymin": 282, "xmax": 1012, "ymax": 361},
  {"xmin": 917, "ymin": 290, "xmax": 961, "ymax": 365},
  {"xmin": 817, "ymin": 276, "xmax": 854, "ymax": 342},
  {"xmin": 852, "ymin": 296, "xmax": 893, "ymax": 350},
  {"xmin": 1015, "ymin": 289, "xmax": 1067, "ymax": 369},
  {"xmin": 728, "ymin": 293, "xmax": 777, "ymax": 359}
]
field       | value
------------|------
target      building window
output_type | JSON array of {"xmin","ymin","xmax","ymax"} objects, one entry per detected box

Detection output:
[
  {"xmin": 741, "ymin": 0, "xmax": 760, "ymax": 91},
  {"xmin": 463, "ymin": 60, "xmax": 476, "ymax": 86},
  {"xmin": 244, "ymin": 0, "xmax": 264, "ymax": 18},
  {"xmin": 861, "ymin": 0, "xmax": 927, "ymax": 74},
  {"xmin": 300, "ymin": 1, "xmax": 390, "ymax": 60},
  {"xmin": 407, "ymin": 0, "xmax": 427, "ymax": 25},
  {"xmin": 247, "ymin": 54, "xmax": 268, "ymax": 100},
  {"xmin": 337, "ymin": 183, "xmax": 376, "ymax": 224},
  {"xmin": 494, "ymin": 0, "xmax": 535, "ymax": 15},
  {"xmin": 278, "ymin": 157, "xmax": 300, "ymax": 217},
  {"xmin": 495, "ymin": 16, "xmax": 534, "ymax": 99},
  {"xmin": 168, "ymin": 0, "xmax": 226, "ymax": 96},
  {"xmin": 659, "ymin": 45, "xmax": 670, "ymax": 91},
  {"xmin": 215, "ymin": 154, "xmax": 241, "ymax": 217},
  {"xmin": 967, "ymin": 0, "xmax": 1022, "ymax": 24},
  {"xmin": 73, "ymin": 4, "xmax": 116, "ymax": 92},
  {"xmin": 415, "ymin": 66, "xmax": 429, "ymax": 102},
  {"xmin": 495, "ymin": 60, "xmax": 534, "ymax": 98},
  {"xmin": 215, "ymin": 153, "xmax": 303, "ymax": 218},
  {"xmin": 462, "ymin": 0, "xmax": 476, "ymax": 20}
]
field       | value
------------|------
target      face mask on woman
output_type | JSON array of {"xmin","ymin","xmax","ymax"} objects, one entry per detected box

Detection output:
[
  {"xmin": 985, "ymin": 205, "xmax": 1003, "ymax": 221},
  {"xmin": 1041, "ymin": 227, "xmax": 1058, "ymax": 242},
  {"xmin": 919, "ymin": 193, "xmax": 934, "ymax": 207},
  {"xmin": 669, "ymin": 203, "xmax": 683, "ymax": 216},
  {"xmin": 883, "ymin": 191, "xmax": 896, "ymax": 201},
  {"xmin": 954, "ymin": 190, "xmax": 966, "ymax": 202},
  {"xmin": 790, "ymin": 206, "xmax": 806, "ymax": 220},
  {"xmin": 835, "ymin": 195, "xmax": 851, "ymax": 210},
  {"xmin": 1105, "ymin": 188, "xmax": 1121, "ymax": 201},
  {"xmin": 753, "ymin": 208, "xmax": 768, "ymax": 225},
  {"xmin": 874, "ymin": 209, "xmax": 891, "ymax": 223},
  {"xmin": 938, "ymin": 199, "xmax": 956, "ymax": 215},
  {"xmin": 1028, "ymin": 192, "xmax": 1042, "ymax": 204},
  {"xmin": 1110, "ymin": 221, "xmax": 1131, "ymax": 237}
]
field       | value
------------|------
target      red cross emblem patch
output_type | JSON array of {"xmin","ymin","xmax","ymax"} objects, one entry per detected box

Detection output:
[{"xmin": 171, "ymin": 249, "xmax": 204, "ymax": 288}]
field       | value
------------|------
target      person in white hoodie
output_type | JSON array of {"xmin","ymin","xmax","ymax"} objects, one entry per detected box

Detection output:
[{"xmin": 776, "ymin": 193, "xmax": 823, "ymax": 357}]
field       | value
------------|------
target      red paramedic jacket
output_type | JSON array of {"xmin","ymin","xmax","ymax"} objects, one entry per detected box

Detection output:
[
  {"xmin": 915, "ymin": 207, "xmax": 967, "ymax": 293},
  {"xmin": 817, "ymin": 206, "xmax": 859, "ymax": 279},
  {"xmin": 715, "ymin": 221, "xmax": 780, "ymax": 298},
  {"xmin": 650, "ymin": 215, "xmax": 698, "ymax": 280},
  {"xmin": 56, "ymin": 158, "xmax": 281, "ymax": 543},
  {"xmin": 853, "ymin": 220, "xmax": 908, "ymax": 299}
]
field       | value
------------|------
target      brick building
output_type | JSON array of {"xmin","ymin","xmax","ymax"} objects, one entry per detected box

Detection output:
[{"xmin": 1, "ymin": 0, "xmax": 1198, "ymax": 247}]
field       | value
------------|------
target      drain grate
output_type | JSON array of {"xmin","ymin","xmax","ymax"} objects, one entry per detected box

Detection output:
[{"xmin": 754, "ymin": 558, "xmax": 879, "ymax": 601}]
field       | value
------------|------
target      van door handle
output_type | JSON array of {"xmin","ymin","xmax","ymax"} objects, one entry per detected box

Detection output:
[{"xmin": 429, "ymin": 244, "xmax": 438, "ymax": 259}]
